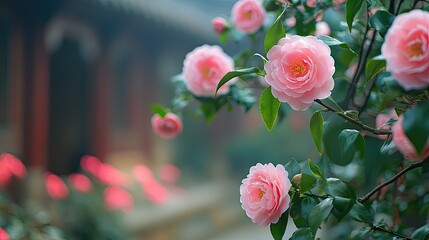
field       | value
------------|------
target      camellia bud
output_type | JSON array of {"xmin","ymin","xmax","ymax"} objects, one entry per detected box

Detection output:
[
  {"xmin": 292, "ymin": 173, "xmax": 302, "ymax": 188},
  {"xmin": 212, "ymin": 17, "xmax": 228, "ymax": 35}
]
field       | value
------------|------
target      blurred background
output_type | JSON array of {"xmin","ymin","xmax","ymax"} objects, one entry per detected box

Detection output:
[{"xmin": 0, "ymin": 0, "xmax": 318, "ymax": 239}]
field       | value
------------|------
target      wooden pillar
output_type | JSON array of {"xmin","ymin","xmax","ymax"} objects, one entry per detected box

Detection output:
[
  {"xmin": 90, "ymin": 48, "xmax": 110, "ymax": 159},
  {"xmin": 23, "ymin": 23, "xmax": 50, "ymax": 168}
]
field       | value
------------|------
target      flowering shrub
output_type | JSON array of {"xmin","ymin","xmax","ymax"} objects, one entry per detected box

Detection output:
[
  {"xmin": 152, "ymin": 0, "xmax": 429, "ymax": 239},
  {"xmin": 0, "ymin": 154, "xmax": 181, "ymax": 239}
]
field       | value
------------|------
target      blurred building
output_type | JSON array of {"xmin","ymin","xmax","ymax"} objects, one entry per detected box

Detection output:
[{"xmin": 0, "ymin": 0, "xmax": 219, "ymax": 174}]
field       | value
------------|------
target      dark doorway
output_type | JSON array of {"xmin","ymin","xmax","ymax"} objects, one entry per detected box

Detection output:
[{"xmin": 48, "ymin": 38, "xmax": 90, "ymax": 175}]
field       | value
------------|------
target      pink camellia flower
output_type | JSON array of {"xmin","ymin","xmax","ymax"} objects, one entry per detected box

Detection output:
[
  {"xmin": 306, "ymin": 0, "xmax": 317, "ymax": 7},
  {"xmin": 265, "ymin": 35, "xmax": 335, "ymax": 111},
  {"xmin": 159, "ymin": 164, "xmax": 181, "ymax": 183},
  {"xmin": 240, "ymin": 163, "xmax": 292, "ymax": 226},
  {"xmin": 0, "ymin": 153, "xmax": 26, "ymax": 178},
  {"xmin": 381, "ymin": 9, "xmax": 429, "ymax": 90},
  {"xmin": 104, "ymin": 186, "xmax": 133, "ymax": 211},
  {"xmin": 231, "ymin": 0, "xmax": 266, "ymax": 34},
  {"xmin": 68, "ymin": 173, "xmax": 92, "ymax": 193},
  {"xmin": 133, "ymin": 164, "xmax": 155, "ymax": 185},
  {"xmin": 316, "ymin": 21, "xmax": 331, "ymax": 36},
  {"xmin": 80, "ymin": 155, "xmax": 102, "ymax": 176},
  {"xmin": 45, "ymin": 173, "xmax": 69, "ymax": 200},
  {"xmin": 142, "ymin": 180, "xmax": 169, "ymax": 205},
  {"xmin": 97, "ymin": 163, "xmax": 126, "ymax": 187},
  {"xmin": 0, "ymin": 227, "xmax": 9, "ymax": 240},
  {"xmin": 392, "ymin": 115, "xmax": 429, "ymax": 161},
  {"xmin": 375, "ymin": 109, "xmax": 399, "ymax": 140},
  {"xmin": 151, "ymin": 113, "xmax": 183, "ymax": 139},
  {"xmin": 183, "ymin": 45, "xmax": 234, "ymax": 97},
  {"xmin": 212, "ymin": 17, "xmax": 228, "ymax": 35}
]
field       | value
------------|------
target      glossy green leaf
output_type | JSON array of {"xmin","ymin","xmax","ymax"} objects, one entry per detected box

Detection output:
[
  {"xmin": 348, "ymin": 227, "xmax": 371, "ymax": 240},
  {"xmin": 332, "ymin": 196, "xmax": 355, "ymax": 221},
  {"xmin": 150, "ymin": 104, "xmax": 169, "ymax": 118},
  {"xmin": 346, "ymin": 0, "xmax": 364, "ymax": 32},
  {"xmin": 326, "ymin": 178, "xmax": 356, "ymax": 200},
  {"xmin": 402, "ymin": 101, "xmax": 429, "ymax": 154},
  {"xmin": 365, "ymin": 59, "xmax": 385, "ymax": 83},
  {"xmin": 317, "ymin": 35, "xmax": 356, "ymax": 55},
  {"xmin": 412, "ymin": 224, "xmax": 429, "ymax": 240},
  {"xmin": 270, "ymin": 210, "xmax": 289, "ymax": 240},
  {"xmin": 348, "ymin": 203, "xmax": 374, "ymax": 224},
  {"xmin": 264, "ymin": 7, "xmax": 286, "ymax": 53},
  {"xmin": 215, "ymin": 67, "xmax": 263, "ymax": 96},
  {"xmin": 290, "ymin": 228, "xmax": 313, "ymax": 240},
  {"xmin": 308, "ymin": 159, "xmax": 323, "ymax": 178},
  {"xmin": 323, "ymin": 115, "xmax": 356, "ymax": 166},
  {"xmin": 308, "ymin": 198, "xmax": 333, "ymax": 233},
  {"xmin": 290, "ymin": 197, "xmax": 318, "ymax": 228},
  {"xmin": 300, "ymin": 174, "xmax": 317, "ymax": 193},
  {"xmin": 285, "ymin": 158, "xmax": 301, "ymax": 180},
  {"xmin": 369, "ymin": 10, "xmax": 395, "ymax": 38},
  {"xmin": 338, "ymin": 129, "xmax": 366, "ymax": 159},
  {"xmin": 310, "ymin": 111, "xmax": 324, "ymax": 154},
  {"xmin": 259, "ymin": 87, "xmax": 281, "ymax": 131}
]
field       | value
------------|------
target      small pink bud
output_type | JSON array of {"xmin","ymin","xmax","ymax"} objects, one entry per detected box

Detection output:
[
  {"xmin": 151, "ymin": 113, "xmax": 183, "ymax": 139},
  {"xmin": 212, "ymin": 17, "xmax": 227, "ymax": 35}
]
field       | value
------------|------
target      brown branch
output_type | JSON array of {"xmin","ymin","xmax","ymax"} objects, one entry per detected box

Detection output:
[
  {"xmin": 372, "ymin": 226, "xmax": 415, "ymax": 240},
  {"xmin": 358, "ymin": 158, "xmax": 429, "ymax": 203},
  {"xmin": 314, "ymin": 99, "xmax": 391, "ymax": 135}
]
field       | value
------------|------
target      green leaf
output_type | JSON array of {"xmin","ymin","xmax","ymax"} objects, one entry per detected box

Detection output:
[
  {"xmin": 338, "ymin": 129, "xmax": 366, "ymax": 159},
  {"xmin": 218, "ymin": 31, "xmax": 228, "ymax": 44},
  {"xmin": 348, "ymin": 227, "xmax": 371, "ymax": 240},
  {"xmin": 270, "ymin": 210, "xmax": 289, "ymax": 240},
  {"xmin": 285, "ymin": 158, "xmax": 301, "ymax": 180},
  {"xmin": 290, "ymin": 197, "xmax": 318, "ymax": 228},
  {"xmin": 290, "ymin": 228, "xmax": 313, "ymax": 240},
  {"xmin": 323, "ymin": 115, "xmax": 356, "ymax": 166},
  {"xmin": 326, "ymin": 178, "xmax": 356, "ymax": 200},
  {"xmin": 317, "ymin": 35, "xmax": 356, "ymax": 55},
  {"xmin": 332, "ymin": 196, "xmax": 355, "ymax": 221},
  {"xmin": 264, "ymin": 6, "xmax": 286, "ymax": 53},
  {"xmin": 215, "ymin": 67, "xmax": 263, "ymax": 96},
  {"xmin": 310, "ymin": 111, "xmax": 324, "ymax": 154},
  {"xmin": 200, "ymin": 102, "xmax": 217, "ymax": 123},
  {"xmin": 369, "ymin": 10, "xmax": 395, "ymax": 38},
  {"xmin": 412, "ymin": 224, "xmax": 429, "ymax": 240},
  {"xmin": 259, "ymin": 87, "xmax": 281, "ymax": 131},
  {"xmin": 348, "ymin": 203, "xmax": 374, "ymax": 224},
  {"xmin": 346, "ymin": 0, "xmax": 364, "ymax": 32},
  {"xmin": 402, "ymin": 101, "xmax": 429, "ymax": 155},
  {"xmin": 365, "ymin": 59, "xmax": 385, "ymax": 83},
  {"xmin": 308, "ymin": 198, "xmax": 333, "ymax": 234},
  {"xmin": 308, "ymin": 159, "xmax": 323, "ymax": 178},
  {"xmin": 150, "ymin": 104, "xmax": 169, "ymax": 117},
  {"xmin": 300, "ymin": 174, "xmax": 317, "ymax": 193}
]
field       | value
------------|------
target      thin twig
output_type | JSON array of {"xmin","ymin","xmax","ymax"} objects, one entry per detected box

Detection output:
[
  {"xmin": 358, "ymin": 158, "xmax": 429, "ymax": 203},
  {"xmin": 314, "ymin": 99, "xmax": 391, "ymax": 135},
  {"xmin": 372, "ymin": 226, "xmax": 415, "ymax": 240}
]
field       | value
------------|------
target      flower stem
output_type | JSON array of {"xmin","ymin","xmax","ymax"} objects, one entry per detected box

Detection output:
[
  {"xmin": 358, "ymin": 158, "xmax": 429, "ymax": 203},
  {"xmin": 314, "ymin": 99, "xmax": 391, "ymax": 135}
]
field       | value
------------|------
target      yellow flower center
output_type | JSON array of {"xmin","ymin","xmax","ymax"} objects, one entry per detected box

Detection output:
[
  {"xmin": 201, "ymin": 66, "xmax": 211, "ymax": 77},
  {"xmin": 290, "ymin": 60, "xmax": 308, "ymax": 77},
  {"xmin": 258, "ymin": 189, "xmax": 265, "ymax": 199},
  {"xmin": 407, "ymin": 42, "xmax": 423, "ymax": 57},
  {"xmin": 244, "ymin": 10, "xmax": 253, "ymax": 20}
]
